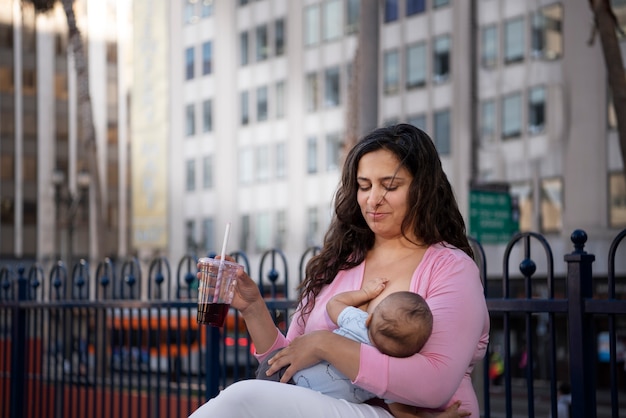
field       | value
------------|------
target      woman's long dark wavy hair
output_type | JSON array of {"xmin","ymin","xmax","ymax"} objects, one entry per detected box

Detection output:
[{"xmin": 297, "ymin": 123, "xmax": 473, "ymax": 320}]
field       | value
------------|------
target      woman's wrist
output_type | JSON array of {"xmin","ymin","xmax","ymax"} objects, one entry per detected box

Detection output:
[{"xmin": 239, "ymin": 297, "xmax": 267, "ymax": 319}]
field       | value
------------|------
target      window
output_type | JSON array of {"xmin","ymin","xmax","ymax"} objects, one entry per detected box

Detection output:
[
  {"xmin": 510, "ymin": 182, "xmax": 533, "ymax": 232},
  {"xmin": 408, "ymin": 114, "xmax": 426, "ymax": 131},
  {"xmin": 240, "ymin": 31, "xmax": 249, "ymax": 66},
  {"xmin": 256, "ymin": 212, "xmax": 271, "ymax": 251},
  {"xmin": 502, "ymin": 92, "xmax": 522, "ymax": 138},
  {"xmin": 480, "ymin": 99, "xmax": 496, "ymax": 143},
  {"xmin": 275, "ymin": 18, "xmax": 286, "ymax": 56},
  {"xmin": 505, "ymin": 17, "xmax": 525, "ymax": 64},
  {"xmin": 239, "ymin": 148, "xmax": 254, "ymax": 184},
  {"xmin": 185, "ymin": 103, "xmax": 196, "ymax": 136},
  {"xmin": 240, "ymin": 214, "xmax": 250, "ymax": 253},
  {"xmin": 346, "ymin": 0, "xmax": 360, "ymax": 34},
  {"xmin": 385, "ymin": 0, "xmax": 399, "ymax": 23},
  {"xmin": 406, "ymin": 42, "xmax": 427, "ymax": 88},
  {"xmin": 202, "ymin": 41, "xmax": 212, "ymax": 75},
  {"xmin": 186, "ymin": 159, "xmax": 196, "ymax": 191},
  {"xmin": 307, "ymin": 136, "xmax": 318, "ymax": 174},
  {"xmin": 304, "ymin": 5, "xmax": 321, "ymax": 46},
  {"xmin": 276, "ymin": 142, "xmax": 286, "ymax": 179},
  {"xmin": 185, "ymin": 220, "xmax": 196, "ymax": 252},
  {"xmin": 528, "ymin": 86, "xmax": 545, "ymax": 134},
  {"xmin": 276, "ymin": 81, "xmax": 286, "ymax": 119},
  {"xmin": 201, "ymin": 0, "xmax": 213, "ymax": 18},
  {"xmin": 306, "ymin": 206, "xmax": 319, "ymax": 246},
  {"xmin": 184, "ymin": 0, "xmax": 197, "ymax": 24},
  {"xmin": 540, "ymin": 177, "xmax": 562, "ymax": 233},
  {"xmin": 240, "ymin": 91, "xmax": 249, "ymax": 125},
  {"xmin": 275, "ymin": 210, "xmax": 287, "ymax": 249},
  {"xmin": 324, "ymin": 0, "xmax": 343, "ymax": 41},
  {"xmin": 612, "ymin": 0, "xmax": 626, "ymax": 34},
  {"xmin": 609, "ymin": 92, "xmax": 618, "ymax": 130},
  {"xmin": 481, "ymin": 25, "xmax": 498, "ymax": 68},
  {"xmin": 255, "ymin": 145, "xmax": 271, "ymax": 182},
  {"xmin": 433, "ymin": 35, "xmax": 450, "ymax": 82},
  {"xmin": 531, "ymin": 4, "xmax": 563, "ymax": 60},
  {"xmin": 609, "ymin": 172, "xmax": 626, "ymax": 227},
  {"xmin": 185, "ymin": 47, "xmax": 194, "ymax": 80},
  {"xmin": 324, "ymin": 66, "xmax": 341, "ymax": 107},
  {"xmin": 202, "ymin": 217, "xmax": 215, "ymax": 253},
  {"xmin": 407, "ymin": 0, "xmax": 426, "ymax": 16},
  {"xmin": 384, "ymin": 117, "xmax": 399, "ymax": 127},
  {"xmin": 256, "ymin": 25, "xmax": 269, "ymax": 61},
  {"xmin": 384, "ymin": 49, "xmax": 400, "ymax": 94},
  {"xmin": 257, "ymin": 86, "xmax": 268, "ymax": 121},
  {"xmin": 326, "ymin": 133, "xmax": 342, "ymax": 171},
  {"xmin": 433, "ymin": 0, "xmax": 449, "ymax": 7},
  {"xmin": 433, "ymin": 109, "xmax": 451, "ymax": 155},
  {"xmin": 202, "ymin": 99, "xmax": 213, "ymax": 132},
  {"xmin": 203, "ymin": 155, "xmax": 213, "ymax": 189},
  {"xmin": 305, "ymin": 72, "xmax": 319, "ymax": 112}
]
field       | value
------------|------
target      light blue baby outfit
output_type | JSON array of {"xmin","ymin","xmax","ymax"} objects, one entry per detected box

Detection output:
[{"xmin": 292, "ymin": 306, "xmax": 378, "ymax": 403}]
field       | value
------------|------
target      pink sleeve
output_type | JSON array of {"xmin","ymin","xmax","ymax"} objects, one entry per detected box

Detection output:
[
  {"xmin": 253, "ymin": 301, "xmax": 310, "ymax": 363},
  {"xmin": 354, "ymin": 250, "xmax": 489, "ymax": 409},
  {"xmin": 253, "ymin": 277, "xmax": 350, "ymax": 363}
]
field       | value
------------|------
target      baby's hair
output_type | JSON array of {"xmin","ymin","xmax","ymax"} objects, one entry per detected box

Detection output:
[{"xmin": 372, "ymin": 291, "xmax": 433, "ymax": 357}]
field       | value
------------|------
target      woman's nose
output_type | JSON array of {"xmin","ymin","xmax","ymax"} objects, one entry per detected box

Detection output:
[{"xmin": 367, "ymin": 187, "xmax": 385, "ymax": 207}]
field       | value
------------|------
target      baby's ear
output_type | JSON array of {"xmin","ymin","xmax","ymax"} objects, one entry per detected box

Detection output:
[{"xmin": 365, "ymin": 314, "xmax": 373, "ymax": 327}]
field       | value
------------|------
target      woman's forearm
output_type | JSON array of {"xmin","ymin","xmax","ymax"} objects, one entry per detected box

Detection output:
[
  {"xmin": 240, "ymin": 298, "xmax": 280, "ymax": 354},
  {"xmin": 317, "ymin": 332, "xmax": 362, "ymax": 380}
]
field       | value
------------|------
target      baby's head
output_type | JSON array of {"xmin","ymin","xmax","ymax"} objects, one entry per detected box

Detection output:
[{"xmin": 366, "ymin": 291, "xmax": 433, "ymax": 358}]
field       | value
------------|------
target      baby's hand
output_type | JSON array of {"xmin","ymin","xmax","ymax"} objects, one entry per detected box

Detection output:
[{"xmin": 362, "ymin": 277, "xmax": 388, "ymax": 299}]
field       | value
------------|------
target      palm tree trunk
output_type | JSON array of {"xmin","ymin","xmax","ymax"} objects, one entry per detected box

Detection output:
[
  {"xmin": 61, "ymin": 0, "xmax": 104, "ymax": 263},
  {"xmin": 590, "ymin": 0, "xmax": 626, "ymax": 179}
]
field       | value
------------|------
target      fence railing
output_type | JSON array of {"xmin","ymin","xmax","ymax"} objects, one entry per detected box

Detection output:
[{"xmin": 1, "ymin": 230, "xmax": 625, "ymax": 418}]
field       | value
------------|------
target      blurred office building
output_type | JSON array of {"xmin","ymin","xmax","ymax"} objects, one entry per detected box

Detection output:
[
  {"xmin": 153, "ymin": 0, "xmax": 626, "ymax": 283},
  {"xmin": 0, "ymin": 0, "xmax": 132, "ymax": 269}
]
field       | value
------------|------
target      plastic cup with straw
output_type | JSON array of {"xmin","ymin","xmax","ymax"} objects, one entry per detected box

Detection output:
[{"xmin": 197, "ymin": 222, "xmax": 239, "ymax": 327}]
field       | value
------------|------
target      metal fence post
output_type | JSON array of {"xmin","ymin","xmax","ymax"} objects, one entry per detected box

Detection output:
[
  {"xmin": 564, "ymin": 230, "xmax": 596, "ymax": 418},
  {"xmin": 9, "ymin": 266, "xmax": 27, "ymax": 418}
]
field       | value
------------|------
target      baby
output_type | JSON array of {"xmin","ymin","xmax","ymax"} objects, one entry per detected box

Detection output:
[{"xmin": 257, "ymin": 277, "xmax": 433, "ymax": 415}]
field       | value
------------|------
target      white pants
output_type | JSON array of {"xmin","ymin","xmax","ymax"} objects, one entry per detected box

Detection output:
[{"xmin": 189, "ymin": 379, "xmax": 394, "ymax": 418}]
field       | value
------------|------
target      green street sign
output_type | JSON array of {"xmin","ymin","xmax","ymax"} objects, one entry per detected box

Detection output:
[{"xmin": 469, "ymin": 189, "xmax": 518, "ymax": 244}]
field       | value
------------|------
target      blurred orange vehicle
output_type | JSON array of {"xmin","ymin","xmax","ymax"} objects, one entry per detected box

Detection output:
[{"xmin": 105, "ymin": 307, "xmax": 255, "ymax": 373}]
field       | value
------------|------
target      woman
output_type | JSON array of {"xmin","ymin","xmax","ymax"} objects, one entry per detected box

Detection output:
[{"xmin": 190, "ymin": 124, "xmax": 489, "ymax": 417}]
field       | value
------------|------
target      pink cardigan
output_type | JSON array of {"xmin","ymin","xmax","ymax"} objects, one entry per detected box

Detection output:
[{"xmin": 256, "ymin": 243, "xmax": 490, "ymax": 416}]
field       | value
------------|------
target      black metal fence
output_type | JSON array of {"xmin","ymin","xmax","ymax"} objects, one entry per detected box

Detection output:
[{"xmin": 1, "ymin": 230, "xmax": 625, "ymax": 418}]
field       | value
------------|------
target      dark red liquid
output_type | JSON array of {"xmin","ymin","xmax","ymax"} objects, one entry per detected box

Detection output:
[{"xmin": 197, "ymin": 303, "xmax": 229, "ymax": 327}]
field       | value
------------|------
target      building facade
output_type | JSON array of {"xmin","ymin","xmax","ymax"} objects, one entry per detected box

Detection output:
[
  {"xmin": 156, "ymin": 0, "xmax": 626, "ymax": 288},
  {"xmin": 0, "ymin": 0, "xmax": 132, "ymax": 272}
]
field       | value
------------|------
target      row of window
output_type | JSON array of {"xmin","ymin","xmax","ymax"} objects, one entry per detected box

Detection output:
[
  {"xmin": 240, "ymin": 81, "xmax": 286, "ymax": 126},
  {"xmin": 481, "ymin": 3, "xmax": 563, "ymax": 69},
  {"xmin": 240, "ymin": 18, "xmax": 286, "ymax": 65},
  {"xmin": 185, "ymin": 155, "xmax": 214, "ymax": 192},
  {"xmin": 184, "ymin": 133, "xmax": 341, "ymax": 191},
  {"xmin": 304, "ymin": 0, "xmax": 360, "ymax": 46},
  {"xmin": 185, "ymin": 41, "xmax": 213, "ymax": 80},
  {"xmin": 183, "ymin": 0, "xmax": 214, "ymax": 25},
  {"xmin": 184, "ymin": 171, "xmax": 626, "ymax": 256},
  {"xmin": 384, "ymin": 0, "xmax": 450, "ymax": 23},
  {"xmin": 185, "ymin": 99, "xmax": 213, "ymax": 137},
  {"xmin": 383, "ymin": 35, "xmax": 450, "ymax": 95},
  {"xmin": 383, "ymin": 111, "xmax": 451, "ymax": 155},
  {"xmin": 185, "ymin": 208, "xmax": 320, "ymax": 255},
  {"xmin": 480, "ymin": 86, "xmax": 546, "ymax": 142}
]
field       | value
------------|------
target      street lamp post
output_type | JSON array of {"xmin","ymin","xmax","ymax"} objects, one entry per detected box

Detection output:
[
  {"xmin": 52, "ymin": 168, "xmax": 91, "ymax": 374},
  {"xmin": 52, "ymin": 168, "xmax": 91, "ymax": 272}
]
